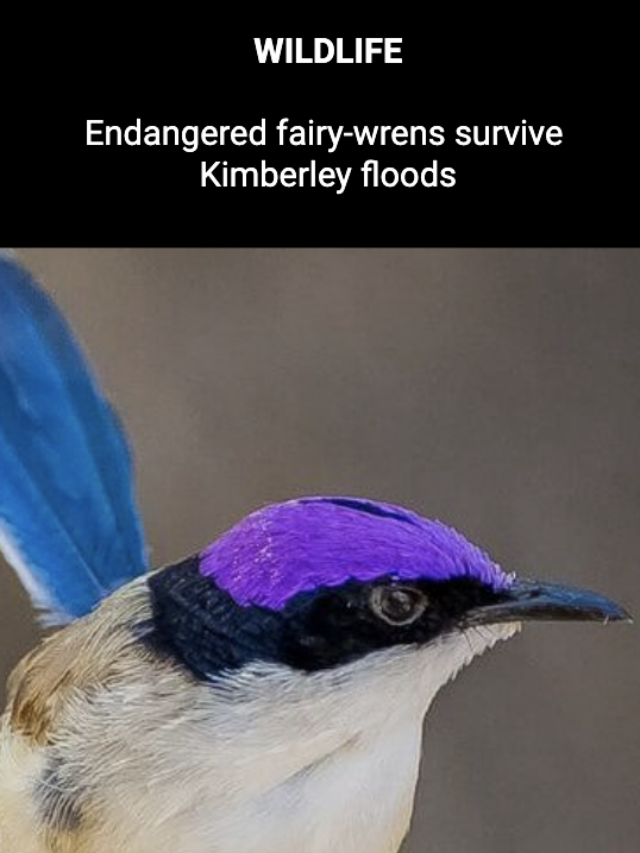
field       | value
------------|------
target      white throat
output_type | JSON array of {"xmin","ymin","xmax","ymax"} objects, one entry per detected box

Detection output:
[{"xmin": 126, "ymin": 623, "xmax": 519, "ymax": 853}]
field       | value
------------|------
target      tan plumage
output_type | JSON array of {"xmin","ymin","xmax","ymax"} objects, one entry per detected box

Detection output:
[{"xmin": 1, "ymin": 579, "xmax": 161, "ymax": 852}]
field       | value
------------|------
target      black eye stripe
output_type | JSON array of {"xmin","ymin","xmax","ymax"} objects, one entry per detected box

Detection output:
[{"xmin": 147, "ymin": 558, "xmax": 504, "ymax": 677}]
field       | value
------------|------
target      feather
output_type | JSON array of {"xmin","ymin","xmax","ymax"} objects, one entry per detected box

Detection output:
[{"xmin": 0, "ymin": 255, "xmax": 147, "ymax": 623}]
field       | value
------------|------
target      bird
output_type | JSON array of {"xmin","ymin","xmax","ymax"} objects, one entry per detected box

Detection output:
[{"xmin": 0, "ymin": 254, "xmax": 630, "ymax": 853}]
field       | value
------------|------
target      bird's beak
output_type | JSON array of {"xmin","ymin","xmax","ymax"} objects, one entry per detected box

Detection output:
[{"xmin": 466, "ymin": 579, "xmax": 632, "ymax": 627}]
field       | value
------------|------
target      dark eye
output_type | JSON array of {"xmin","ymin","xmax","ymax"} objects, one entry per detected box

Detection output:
[{"xmin": 370, "ymin": 585, "xmax": 428, "ymax": 626}]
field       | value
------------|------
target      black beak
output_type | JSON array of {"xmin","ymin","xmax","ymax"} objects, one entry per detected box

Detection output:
[{"xmin": 466, "ymin": 579, "xmax": 632, "ymax": 627}]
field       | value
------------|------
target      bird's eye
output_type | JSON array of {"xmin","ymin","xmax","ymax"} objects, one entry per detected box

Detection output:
[{"xmin": 370, "ymin": 585, "xmax": 428, "ymax": 626}]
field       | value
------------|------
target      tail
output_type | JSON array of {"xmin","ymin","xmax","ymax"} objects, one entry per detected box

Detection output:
[{"xmin": 0, "ymin": 254, "xmax": 147, "ymax": 624}]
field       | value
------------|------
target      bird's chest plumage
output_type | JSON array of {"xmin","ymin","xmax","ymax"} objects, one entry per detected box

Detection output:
[
  {"xmin": 0, "ymin": 677, "xmax": 426, "ymax": 853},
  {"xmin": 207, "ymin": 726, "xmax": 423, "ymax": 853},
  {"xmin": 0, "ymin": 625, "xmax": 461, "ymax": 853}
]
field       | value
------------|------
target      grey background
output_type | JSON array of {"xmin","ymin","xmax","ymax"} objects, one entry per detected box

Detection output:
[{"xmin": 1, "ymin": 249, "xmax": 638, "ymax": 852}]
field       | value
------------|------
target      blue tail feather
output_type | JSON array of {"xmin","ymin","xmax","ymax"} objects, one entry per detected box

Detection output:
[{"xmin": 0, "ymin": 256, "xmax": 147, "ymax": 623}]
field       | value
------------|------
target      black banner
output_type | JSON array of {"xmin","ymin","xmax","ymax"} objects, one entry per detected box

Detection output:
[{"xmin": 2, "ymin": 37, "xmax": 634, "ymax": 246}]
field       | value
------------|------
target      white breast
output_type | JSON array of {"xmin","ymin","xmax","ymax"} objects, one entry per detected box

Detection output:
[
  {"xmin": 0, "ymin": 626, "xmax": 516, "ymax": 853},
  {"xmin": 205, "ymin": 714, "xmax": 424, "ymax": 853}
]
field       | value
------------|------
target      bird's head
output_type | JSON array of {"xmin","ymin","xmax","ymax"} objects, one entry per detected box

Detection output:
[{"xmin": 148, "ymin": 496, "xmax": 629, "ymax": 721}]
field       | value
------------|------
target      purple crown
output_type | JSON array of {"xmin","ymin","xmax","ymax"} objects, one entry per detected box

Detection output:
[{"xmin": 199, "ymin": 497, "xmax": 512, "ymax": 610}]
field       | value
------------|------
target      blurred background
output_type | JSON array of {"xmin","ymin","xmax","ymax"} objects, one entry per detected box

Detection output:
[{"xmin": 1, "ymin": 249, "xmax": 638, "ymax": 851}]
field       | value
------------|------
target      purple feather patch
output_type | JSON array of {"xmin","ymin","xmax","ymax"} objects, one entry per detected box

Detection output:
[{"xmin": 200, "ymin": 497, "xmax": 512, "ymax": 610}]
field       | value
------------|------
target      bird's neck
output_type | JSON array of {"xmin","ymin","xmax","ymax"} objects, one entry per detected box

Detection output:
[
  {"xmin": 128, "ymin": 653, "xmax": 432, "ymax": 853},
  {"xmin": 134, "ymin": 631, "xmax": 510, "ymax": 853},
  {"xmin": 209, "ymin": 709, "xmax": 426, "ymax": 853}
]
